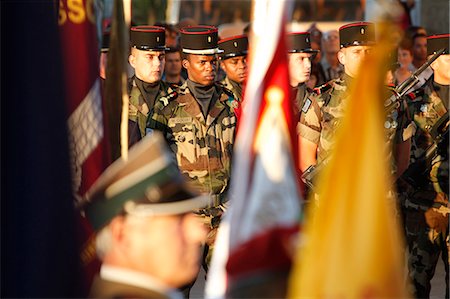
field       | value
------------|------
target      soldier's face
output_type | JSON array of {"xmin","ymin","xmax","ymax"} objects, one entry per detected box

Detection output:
[
  {"xmin": 288, "ymin": 52, "xmax": 313, "ymax": 86},
  {"xmin": 338, "ymin": 45, "xmax": 372, "ymax": 78},
  {"xmin": 183, "ymin": 54, "xmax": 217, "ymax": 86},
  {"xmin": 129, "ymin": 48, "xmax": 165, "ymax": 83},
  {"xmin": 165, "ymin": 51, "xmax": 182, "ymax": 77},
  {"xmin": 122, "ymin": 212, "xmax": 207, "ymax": 288},
  {"xmin": 220, "ymin": 56, "xmax": 247, "ymax": 83}
]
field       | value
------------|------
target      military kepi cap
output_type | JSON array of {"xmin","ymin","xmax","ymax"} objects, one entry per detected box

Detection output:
[
  {"xmin": 339, "ymin": 22, "xmax": 376, "ymax": 48},
  {"xmin": 287, "ymin": 32, "xmax": 319, "ymax": 53},
  {"xmin": 130, "ymin": 25, "xmax": 168, "ymax": 51},
  {"xmin": 427, "ymin": 34, "xmax": 449, "ymax": 55},
  {"xmin": 81, "ymin": 132, "xmax": 209, "ymax": 231},
  {"xmin": 218, "ymin": 35, "xmax": 248, "ymax": 59},
  {"xmin": 180, "ymin": 25, "xmax": 223, "ymax": 55}
]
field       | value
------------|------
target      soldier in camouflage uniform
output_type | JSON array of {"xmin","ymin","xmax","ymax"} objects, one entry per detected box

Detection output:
[
  {"xmin": 127, "ymin": 26, "xmax": 177, "ymax": 146},
  {"xmin": 400, "ymin": 34, "xmax": 449, "ymax": 299},
  {"xmin": 218, "ymin": 35, "xmax": 248, "ymax": 114},
  {"xmin": 147, "ymin": 27, "xmax": 236, "ymax": 297},
  {"xmin": 298, "ymin": 22, "xmax": 411, "ymax": 178},
  {"xmin": 286, "ymin": 32, "xmax": 319, "ymax": 118}
]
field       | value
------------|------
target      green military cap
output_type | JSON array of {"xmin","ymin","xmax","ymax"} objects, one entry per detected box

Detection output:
[
  {"xmin": 81, "ymin": 132, "xmax": 209, "ymax": 231},
  {"xmin": 427, "ymin": 34, "xmax": 449, "ymax": 55},
  {"xmin": 130, "ymin": 25, "xmax": 169, "ymax": 51},
  {"xmin": 286, "ymin": 32, "xmax": 319, "ymax": 53},
  {"xmin": 218, "ymin": 35, "xmax": 249, "ymax": 59},
  {"xmin": 180, "ymin": 25, "xmax": 223, "ymax": 55},
  {"xmin": 339, "ymin": 22, "xmax": 376, "ymax": 48}
]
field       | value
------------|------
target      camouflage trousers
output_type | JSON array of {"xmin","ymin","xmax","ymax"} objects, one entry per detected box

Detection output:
[{"xmin": 404, "ymin": 208, "xmax": 449, "ymax": 299}]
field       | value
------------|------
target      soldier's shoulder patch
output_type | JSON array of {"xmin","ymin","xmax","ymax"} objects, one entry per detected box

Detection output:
[
  {"xmin": 301, "ymin": 98, "xmax": 312, "ymax": 113},
  {"xmin": 158, "ymin": 90, "xmax": 179, "ymax": 107},
  {"xmin": 313, "ymin": 81, "xmax": 333, "ymax": 95}
]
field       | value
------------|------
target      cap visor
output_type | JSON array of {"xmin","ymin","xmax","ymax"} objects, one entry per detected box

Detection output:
[{"xmin": 127, "ymin": 194, "xmax": 210, "ymax": 217}]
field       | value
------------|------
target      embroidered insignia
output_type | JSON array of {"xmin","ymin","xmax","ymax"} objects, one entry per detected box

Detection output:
[{"xmin": 420, "ymin": 104, "xmax": 428, "ymax": 113}]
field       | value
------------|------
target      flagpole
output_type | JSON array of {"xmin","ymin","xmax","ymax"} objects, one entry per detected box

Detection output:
[{"xmin": 120, "ymin": 0, "xmax": 131, "ymax": 161}]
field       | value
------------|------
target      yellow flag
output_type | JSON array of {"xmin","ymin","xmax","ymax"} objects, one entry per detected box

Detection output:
[{"xmin": 288, "ymin": 22, "xmax": 409, "ymax": 298}]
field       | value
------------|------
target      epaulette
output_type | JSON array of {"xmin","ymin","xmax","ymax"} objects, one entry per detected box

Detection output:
[
  {"xmin": 404, "ymin": 88, "xmax": 425, "ymax": 103},
  {"xmin": 158, "ymin": 90, "xmax": 178, "ymax": 107},
  {"xmin": 312, "ymin": 81, "xmax": 333, "ymax": 95},
  {"xmin": 221, "ymin": 85, "xmax": 234, "ymax": 99}
]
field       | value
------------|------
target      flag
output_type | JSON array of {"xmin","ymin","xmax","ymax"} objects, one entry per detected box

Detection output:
[
  {"xmin": 206, "ymin": 1, "xmax": 302, "ymax": 298},
  {"xmin": 58, "ymin": 0, "xmax": 111, "ymax": 292},
  {"xmin": 2, "ymin": 2, "xmax": 82, "ymax": 297},
  {"xmin": 288, "ymin": 22, "xmax": 409, "ymax": 298}
]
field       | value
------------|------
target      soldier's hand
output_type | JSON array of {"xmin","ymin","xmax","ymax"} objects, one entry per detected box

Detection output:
[{"xmin": 425, "ymin": 207, "xmax": 449, "ymax": 234}]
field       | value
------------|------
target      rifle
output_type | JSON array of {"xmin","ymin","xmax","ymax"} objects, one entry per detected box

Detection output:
[
  {"xmin": 301, "ymin": 48, "xmax": 445, "ymax": 191},
  {"xmin": 400, "ymin": 114, "xmax": 449, "ymax": 188},
  {"xmin": 384, "ymin": 48, "xmax": 445, "ymax": 114}
]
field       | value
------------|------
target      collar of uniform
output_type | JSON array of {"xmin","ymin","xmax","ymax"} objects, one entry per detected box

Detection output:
[{"xmin": 100, "ymin": 265, "xmax": 182, "ymax": 299}]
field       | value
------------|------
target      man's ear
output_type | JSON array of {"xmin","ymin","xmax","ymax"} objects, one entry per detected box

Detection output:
[
  {"xmin": 337, "ymin": 49, "xmax": 346, "ymax": 66},
  {"xmin": 182, "ymin": 58, "xmax": 189, "ymax": 70},
  {"xmin": 129, "ymin": 53, "xmax": 136, "ymax": 68}
]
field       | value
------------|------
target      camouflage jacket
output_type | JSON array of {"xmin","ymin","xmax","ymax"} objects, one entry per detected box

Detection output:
[
  {"xmin": 299, "ymin": 75, "xmax": 411, "ymax": 164},
  {"xmin": 128, "ymin": 77, "xmax": 177, "ymax": 146},
  {"xmin": 406, "ymin": 79, "xmax": 449, "ymax": 196},
  {"xmin": 147, "ymin": 81, "xmax": 237, "ymax": 198},
  {"xmin": 220, "ymin": 76, "xmax": 242, "ymax": 112}
]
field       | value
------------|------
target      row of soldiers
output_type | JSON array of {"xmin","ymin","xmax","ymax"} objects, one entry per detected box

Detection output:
[{"xmin": 82, "ymin": 21, "xmax": 449, "ymax": 298}]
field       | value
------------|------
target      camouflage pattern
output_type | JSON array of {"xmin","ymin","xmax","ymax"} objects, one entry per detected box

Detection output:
[
  {"xmin": 220, "ymin": 76, "xmax": 242, "ymax": 112},
  {"xmin": 128, "ymin": 77, "xmax": 177, "ymax": 144},
  {"xmin": 299, "ymin": 75, "xmax": 410, "ymax": 165},
  {"xmin": 402, "ymin": 79, "xmax": 449, "ymax": 298},
  {"xmin": 147, "ymin": 80, "xmax": 237, "ymax": 203}
]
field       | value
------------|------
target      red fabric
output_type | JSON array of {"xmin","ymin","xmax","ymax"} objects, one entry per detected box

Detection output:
[
  {"xmin": 226, "ymin": 226, "xmax": 299, "ymax": 280},
  {"xmin": 59, "ymin": 0, "xmax": 111, "ymax": 293}
]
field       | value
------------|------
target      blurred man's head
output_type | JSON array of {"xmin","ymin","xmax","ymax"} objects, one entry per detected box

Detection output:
[
  {"xmin": 164, "ymin": 47, "xmax": 182, "ymax": 78},
  {"xmin": 322, "ymin": 30, "xmax": 340, "ymax": 54},
  {"xmin": 85, "ymin": 133, "xmax": 208, "ymax": 288},
  {"xmin": 412, "ymin": 33, "xmax": 428, "ymax": 66}
]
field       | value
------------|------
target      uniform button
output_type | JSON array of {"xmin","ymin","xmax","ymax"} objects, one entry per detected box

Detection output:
[
  {"xmin": 384, "ymin": 121, "xmax": 391, "ymax": 129},
  {"xmin": 392, "ymin": 121, "xmax": 398, "ymax": 129}
]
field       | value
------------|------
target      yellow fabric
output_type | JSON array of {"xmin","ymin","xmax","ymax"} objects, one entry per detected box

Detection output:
[{"xmin": 288, "ymin": 23, "xmax": 409, "ymax": 299}]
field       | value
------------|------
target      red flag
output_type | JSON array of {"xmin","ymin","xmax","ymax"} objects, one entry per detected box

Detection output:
[
  {"xmin": 206, "ymin": 1, "xmax": 302, "ymax": 297},
  {"xmin": 58, "ymin": 0, "xmax": 110, "ymax": 292}
]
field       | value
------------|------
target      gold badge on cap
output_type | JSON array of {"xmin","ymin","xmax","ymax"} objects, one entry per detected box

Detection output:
[
  {"xmin": 361, "ymin": 28, "xmax": 365, "ymax": 35},
  {"xmin": 157, "ymin": 36, "xmax": 160, "ymax": 42},
  {"xmin": 145, "ymin": 186, "xmax": 162, "ymax": 202},
  {"xmin": 306, "ymin": 37, "xmax": 310, "ymax": 43},
  {"xmin": 208, "ymin": 36, "xmax": 212, "ymax": 43},
  {"xmin": 234, "ymin": 41, "xmax": 238, "ymax": 47}
]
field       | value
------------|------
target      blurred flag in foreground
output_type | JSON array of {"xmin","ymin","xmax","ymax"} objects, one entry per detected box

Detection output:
[
  {"xmin": 3, "ymin": 2, "xmax": 81, "ymax": 297},
  {"xmin": 59, "ymin": 0, "xmax": 110, "ymax": 292},
  {"xmin": 206, "ymin": 1, "xmax": 302, "ymax": 298},
  {"xmin": 288, "ymin": 22, "xmax": 409, "ymax": 298}
]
